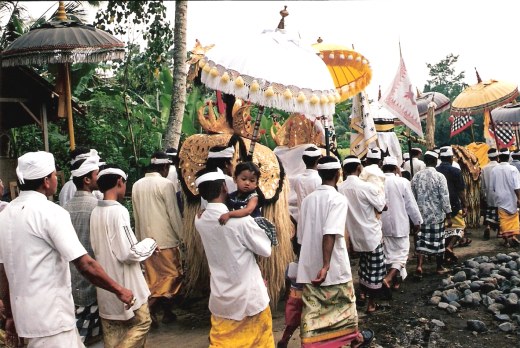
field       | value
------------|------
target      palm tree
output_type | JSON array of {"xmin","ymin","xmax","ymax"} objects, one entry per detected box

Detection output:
[{"xmin": 164, "ymin": 0, "xmax": 188, "ymax": 149}]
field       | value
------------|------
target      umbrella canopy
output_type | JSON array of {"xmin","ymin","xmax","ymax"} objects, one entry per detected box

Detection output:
[
  {"xmin": 490, "ymin": 103, "xmax": 520, "ymax": 124},
  {"xmin": 312, "ymin": 39, "xmax": 372, "ymax": 103},
  {"xmin": 417, "ymin": 91, "xmax": 450, "ymax": 117},
  {"xmin": 200, "ymin": 29, "xmax": 337, "ymax": 117}
]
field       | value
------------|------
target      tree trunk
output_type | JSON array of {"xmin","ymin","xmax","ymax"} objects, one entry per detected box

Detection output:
[
  {"xmin": 164, "ymin": 0, "xmax": 188, "ymax": 149},
  {"xmin": 425, "ymin": 106, "xmax": 435, "ymax": 149}
]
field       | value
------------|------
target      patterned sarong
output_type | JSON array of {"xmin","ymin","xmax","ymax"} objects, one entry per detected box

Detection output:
[
  {"xmin": 300, "ymin": 282, "xmax": 358, "ymax": 347},
  {"xmin": 285, "ymin": 288, "xmax": 303, "ymax": 328},
  {"xmin": 143, "ymin": 247, "xmax": 183, "ymax": 298},
  {"xmin": 209, "ymin": 306, "xmax": 274, "ymax": 347},
  {"xmin": 254, "ymin": 217, "xmax": 278, "ymax": 246},
  {"xmin": 416, "ymin": 222, "xmax": 445, "ymax": 255},
  {"xmin": 485, "ymin": 206, "xmax": 499, "ymax": 228},
  {"xmin": 101, "ymin": 303, "xmax": 151, "ymax": 348},
  {"xmin": 358, "ymin": 243, "xmax": 385, "ymax": 291},
  {"xmin": 498, "ymin": 208, "xmax": 520, "ymax": 238},
  {"xmin": 445, "ymin": 211, "xmax": 466, "ymax": 238},
  {"xmin": 75, "ymin": 303, "xmax": 101, "ymax": 343}
]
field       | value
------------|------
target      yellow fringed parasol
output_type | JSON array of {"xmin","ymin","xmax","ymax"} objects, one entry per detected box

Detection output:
[{"xmin": 312, "ymin": 38, "xmax": 372, "ymax": 103}]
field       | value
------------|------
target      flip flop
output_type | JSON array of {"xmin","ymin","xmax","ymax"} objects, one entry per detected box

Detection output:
[{"xmin": 352, "ymin": 328, "xmax": 375, "ymax": 348}]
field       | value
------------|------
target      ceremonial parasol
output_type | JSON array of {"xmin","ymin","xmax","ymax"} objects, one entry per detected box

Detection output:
[
  {"xmin": 450, "ymin": 69, "xmax": 518, "ymax": 145},
  {"xmin": 1, "ymin": 1, "xmax": 125, "ymax": 149},
  {"xmin": 200, "ymin": 6, "xmax": 337, "ymax": 157},
  {"xmin": 416, "ymin": 91, "xmax": 450, "ymax": 148},
  {"xmin": 491, "ymin": 102, "xmax": 520, "ymax": 147},
  {"xmin": 312, "ymin": 38, "xmax": 372, "ymax": 103}
]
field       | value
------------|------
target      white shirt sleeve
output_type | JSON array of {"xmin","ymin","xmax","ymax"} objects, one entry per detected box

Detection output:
[
  {"xmin": 238, "ymin": 217, "xmax": 272, "ymax": 257},
  {"xmin": 111, "ymin": 210, "xmax": 157, "ymax": 263},
  {"xmin": 323, "ymin": 198, "xmax": 347, "ymax": 236},
  {"xmin": 403, "ymin": 181, "xmax": 423, "ymax": 225},
  {"xmin": 47, "ymin": 208, "xmax": 87, "ymax": 262}
]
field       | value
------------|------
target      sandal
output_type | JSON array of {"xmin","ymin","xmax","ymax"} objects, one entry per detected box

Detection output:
[
  {"xmin": 366, "ymin": 303, "xmax": 389, "ymax": 314},
  {"xmin": 455, "ymin": 238, "xmax": 472, "ymax": 247},
  {"xmin": 436, "ymin": 267, "xmax": 450, "ymax": 275},
  {"xmin": 351, "ymin": 328, "xmax": 375, "ymax": 348}
]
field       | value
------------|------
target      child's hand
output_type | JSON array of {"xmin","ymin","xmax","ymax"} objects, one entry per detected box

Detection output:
[
  {"xmin": 219, "ymin": 213, "xmax": 230, "ymax": 225},
  {"xmin": 197, "ymin": 209, "xmax": 205, "ymax": 218}
]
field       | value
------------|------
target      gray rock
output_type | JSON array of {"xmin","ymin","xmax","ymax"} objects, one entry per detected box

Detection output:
[
  {"xmin": 449, "ymin": 301, "xmax": 461, "ymax": 308},
  {"xmin": 453, "ymin": 271, "xmax": 467, "ymax": 282},
  {"xmin": 506, "ymin": 293, "xmax": 518, "ymax": 307},
  {"xmin": 471, "ymin": 292, "xmax": 482, "ymax": 304},
  {"xmin": 498, "ymin": 322, "xmax": 514, "ymax": 332},
  {"xmin": 470, "ymin": 281, "xmax": 483, "ymax": 291},
  {"xmin": 487, "ymin": 303, "xmax": 505, "ymax": 314},
  {"xmin": 510, "ymin": 287, "xmax": 520, "ymax": 296},
  {"xmin": 431, "ymin": 319, "xmax": 445, "ymax": 327},
  {"xmin": 480, "ymin": 282, "xmax": 496, "ymax": 294},
  {"xmin": 474, "ymin": 256, "xmax": 490, "ymax": 263},
  {"xmin": 446, "ymin": 305, "xmax": 458, "ymax": 313},
  {"xmin": 494, "ymin": 314, "xmax": 511, "ymax": 322},
  {"xmin": 487, "ymin": 289, "xmax": 502, "ymax": 300},
  {"xmin": 467, "ymin": 320, "xmax": 487, "ymax": 332},
  {"xmin": 510, "ymin": 276, "xmax": 520, "ymax": 287},
  {"xmin": 442, "ymin": 288, "xmax": 460, "ymax": 303},
  {"xmin": 508, "ymin": 252, "xmax": 520, "ymax": 260},
  {"xmin": 461, "ymin": 294, "xmax": 474, "ymax": 306},
  {"xmin": 438, "ymin": 302, "xmax": 449, "ymax": 309},
  {"xmin": 498, "ymin": 267, "xmax": 512, "ymax": 278},
  {"xmin": 430, "ymin": 296, "xmax": 442, "ymax": 305},
  {"xmin": 512, "ymin": 270, "xmax": 519, "ymax": 277},
  {"xmin": 507, "ymin": 260, "xmax": 518, "ymax": 270},
  {"xmin": 458, "ymin": 282, "xmax": 470, "ymax": 291},
  {"xmin": 496, "ymin": 253, "xmax": 513, "ymax": 263},
  {"xmin": 482, "ymin": 296, "xmax": 495, "ymax": 307},
  {"xmin": 463, "ymin": 268, "xmax": 478, "ymax": 278},
  {"xmin": 464, "ymin": 260, "xmax": 480, "ymax": 268},
  {"xmin": 479, "ymin": 262, "xmax": 496, "ymax": 276},
  {"xmin": 491, "ymin": 269, "xmax": 499, "ymax": 275},
  {"xmin": 500, "ymin": 280, "xmax": 512, "ymax": 292},
  {"xmin": 463, "ymin": 289, "xmax": 472, "ymax": 296},
  {"xmin": 432, "ymin": 290, "xmax": 443, "ymax": 297},
  {"xmin": 442, "ymin": 278, "xmax": 453, "ymax": 287},
  {"xmin": 491, "ymin": 273, "xmax": 506, "ymax": 283}
]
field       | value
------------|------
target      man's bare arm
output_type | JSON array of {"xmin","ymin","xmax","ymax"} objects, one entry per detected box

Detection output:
[{"xmin": 312, "ymin": 234, "xmax": 335, "ymax": 285}]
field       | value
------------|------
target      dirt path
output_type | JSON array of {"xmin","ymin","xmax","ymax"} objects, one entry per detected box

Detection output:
[{"xmin": 90, "ymin": 227, "xmax": 519, "ymax": 347}]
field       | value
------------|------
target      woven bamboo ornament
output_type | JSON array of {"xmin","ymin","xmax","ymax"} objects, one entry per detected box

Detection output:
[{"xmin": 271, "ymin": 114, "xmax": 324, "ymax": 147}]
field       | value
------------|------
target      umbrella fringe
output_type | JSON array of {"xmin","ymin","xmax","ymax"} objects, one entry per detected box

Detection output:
[{"xmin": 1, "ymin": 49, "xmax": 125, "ymax": 67}]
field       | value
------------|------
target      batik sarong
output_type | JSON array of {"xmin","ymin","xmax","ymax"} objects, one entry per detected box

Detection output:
[
  {"xmin": 498, "ymin": 208, "xmax": 520, "ymax": 238},
  {"xmin": 445, "ymin": 211, "xmax": 466, "ymax": 238},
  {"xmin": 101, "ymin": 304, "xmax": 151, "ymax": 348},
  {"xmin": 143, "ymin": 247, "xmax": 183, "ymax": 298},
  {"xmin": 209, "ymin": 306, "xmax": 274, "ymax": 348},
  {"xmin": 485, "ymin": 206, "xmax": 499, "ymax": 229},
  {"xmin": 300, "ymin": 282, "xmax": 359, "ymax": 347},
  {"xmin": 416, "ymin": 222, "xmax": 445, "ymax": 255},
  {"xmin": 358, "ymin": 243, "xmax": 386, "ymax": 292}
]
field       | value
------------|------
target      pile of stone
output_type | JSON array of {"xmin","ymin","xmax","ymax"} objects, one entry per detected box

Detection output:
[{"xmin": 429, "ymin": 252, "xmax": 520, "ymax": 333}]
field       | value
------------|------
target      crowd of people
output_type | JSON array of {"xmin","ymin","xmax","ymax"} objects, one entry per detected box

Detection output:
[{"xmin": 0, "ymin": 141, "xmax": 519, "ymax": 348}]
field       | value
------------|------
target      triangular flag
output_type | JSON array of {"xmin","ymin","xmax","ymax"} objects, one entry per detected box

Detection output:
[
  {"xmin": 381, "ymin": 55, "xmax": 423, "ymax": 137},
  {"xmin": 350, "ymin": 92, "xmax": 377, "ymax": 158}
]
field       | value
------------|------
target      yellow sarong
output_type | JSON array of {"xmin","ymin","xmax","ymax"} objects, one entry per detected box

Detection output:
[
  {"xmin": 498, "ymin": 208, "xmax": 520, "ymax": 238},
  {"xmin": 209, "ymin": 306, "xmax": 274, "ymax": 348},
  {"xmin": 143, "ymin": 247, "xmax": 183, "ymax": 298}
]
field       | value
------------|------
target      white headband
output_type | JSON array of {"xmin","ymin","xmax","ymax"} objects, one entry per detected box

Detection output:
[
  {"xmin": 16, "ymin": 151, "xmax": 55, "ymax": 184},
  {"xmin": 500, "ymin": 149, "xmax": 510, "ymax": 155},
  {"xmin": 342, "ymin": 158, "xmax": 361, "ymax": 166},
  {"xmin": 488, "ymin": 150, "xmax": 498, "ymax": 158},
  {"xmin": 317, "ymin": 161, "xmax": 341, "ymax": 170},
  {"xmin": 425, "ymin": 150, "xmax": 439, "ymax": 159},
  {"xmin": 151, "ymin": 158, "xmax": 172, "ymax": 164},
  {"xmin": 403, "ymin": 153, "xmax": 410, "ymax": 160},
  {"xmin": 98, "ymin": 168, "xmax": 127, "ymax": 180},
  {"xmin": 383, "ymin": 156, "xmax": 398, "ymax": 166},
  {"xmin": 207, "ymin": 146, "xmax": 234, "ymax": 159},
  {"xmin": 71, "ymin": 149, "xmax": 98, "ymax": 165},
  {"xmin": 412, "ymin": 147, "xmax": 422, "ymax": 153},
  {"xmin": 303, "ymin": 148, "xmax": 322, "ymax": 157},
  {"xmin": 195, "ymin": 168, "xmax": 226, "ymax": 187},
  {"xmin": 440, "ymin": 147, "xmax": 453, "ymax": 157},
  {"xmin": 366, "ymin": 149, "xmax": 381, "ymax": 159},
  {"xmin": 71, "ymin": 154, "xmax": 100, "ymax": 178},
  {"xmin": 166, "ymin": 150, "xmax": 178, "ymax": 156}
]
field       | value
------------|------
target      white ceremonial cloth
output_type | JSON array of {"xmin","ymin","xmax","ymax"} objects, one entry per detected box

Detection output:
[
  {"xmin": 296, "ymin": 185, "xmax": 352, "ymax": 286},
  {"xmin": 481, "ymin": 160, "xmax": 499, "ymax": 206},
  {"xmin": 166, "ymin": 165, "xmax": 180, "ymax": 192},
  {"xmin": 490, "ymin": 162, "xmax": 520, "ymax": 214},
  {"xmin": 359, "ymin": 164, "xmax": 386, "ymax": 194},
  {"xmin": 90, "ymin": 200, "xmax": 156, "ymax": 321},
  {"xmin": 381, "ymin": 173, "xmax": 423, "ymax": 237},
  {"xmin": 372, "ymin": 132, "xmax": 402, "ymax": 164},
  {"xmin": 293, "ymin": 169, "xmax": 322, "ymax": 222},
  {"xmin": 132, "ymin": 172, "xmax": 183, "ymax": 248},
  {"xmin": 403, "ymin": 158, "xmax": 426, "ymax": 176},
  {"xmin": 200, "ymin": 175, "xmax": 236, "ymax": 209},
  {"xmin": 59, "ymin": 179, "xmax": 102, "ymax": 206},
  {"xmin": 195, "ymin": 203, "xmax": 271, "ymax": 321},
  {"xmin": 339, "ymin": 175, "xmax": 386, "ymax": 252},
  {"xmin": 0, "ymin": 191, "xmax": 87, "ymax": 338}
]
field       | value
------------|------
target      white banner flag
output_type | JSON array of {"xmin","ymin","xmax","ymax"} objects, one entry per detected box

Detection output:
[
  {"xmin": 350, "ymin": 92, "xmax": 377, "ymax": 158},
  {"xmin": 381, "ymin": 55, "xmax": 423, "ymax": 137}
]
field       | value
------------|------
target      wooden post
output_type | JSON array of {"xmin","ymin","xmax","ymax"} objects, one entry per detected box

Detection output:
[
  {"xmin": 41, "ymin": 103, "xmax": 49, "ymax": 152},
  {"xmin": 323, "ymin": 116, "xmax": 330, "ymax": 156},
  {"xmin": 408, "ymin": 136, "xmax": 414, "ymax": 177},
  {"xmin": 64, "ymin": 63, "xmax": 75, "ymax": 150}
]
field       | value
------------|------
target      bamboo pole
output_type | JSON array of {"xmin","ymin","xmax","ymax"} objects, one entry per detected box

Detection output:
[{"xmin": 64, "ymin": 63, "xmax": 75, "ymax": 150}]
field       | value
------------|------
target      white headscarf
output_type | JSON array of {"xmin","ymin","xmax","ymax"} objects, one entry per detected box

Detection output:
[{"xmin": 16, "ymin": 151, "xmax": 55, "ymax": 184}]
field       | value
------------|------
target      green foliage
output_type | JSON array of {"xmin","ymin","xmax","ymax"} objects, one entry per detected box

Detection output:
[{"xmin": 334, "ymin": 99, "xmax": 353, "ymax": 150}]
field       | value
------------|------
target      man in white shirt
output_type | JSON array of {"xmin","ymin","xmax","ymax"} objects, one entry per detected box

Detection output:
[
  {"xmin": 511, "ymin": 149, "xmax": 520, "ymax": 172},
  {"xmin": 359, "ymin": 147, "xmax": 385, "ymax": 194},
  {"xmin": 490, "ymin": 148, "xmax": 520, "ymax": 247},
  {"xmin": 403, "ymin": 147, "xmax": 426, "ymax": 177},
  {"xmin": 292, "ymin": 145, "xmax": 322, "ymax": 224},
  {"xmin": 165, "ymin": 147, "xmax": 180, "ymax": 193},
  {"xmin": 481, "ymin": 148, "xmax": 500, "ymax": 240},
  {"xmin": 91, "ymin": 165, "xmax": 157, "ymax": 347},
  {"xmin": 339, "ymin": 156, "xmax": 386, "ymax": 314},
  {"xmin": 132, "ymin": 151, "xmax": 184, "ymax": 326},
  {"xmin": 298, "ymin": 156, "xmax": 373, "ymax": 347},
  {"xmin": 381, "ymin": 157, "xmax": 422, "ymax": 290},
  {"xmin": 0, "ymin": 151, "xmax": 134, "ymax": 348},
  {"xmin": 194, "ymin": 167, "xmax": 274, "ymax": 347},
  {"xmin": 200, "ymin": 146, "xmax": 237, "ymax": 209}
]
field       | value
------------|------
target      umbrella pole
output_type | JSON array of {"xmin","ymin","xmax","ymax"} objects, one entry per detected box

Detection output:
[
  {"xmin": 489, "ymin": 110, "xmax": 500, "ymax": 149},
  {"xmin": 323, "ymin": 116, "xmax": 330, "ymax": 156},
  {"xmin": 470, "ymin": 123, "xmax": 475, "ymax": 143},
  {"xmin": 247, "ymin": 105, "xmax": 265, "ymax": 161},
  {"xmin": 407, "ymin": 135, "xmax": 414, "ymax": 177},
  {"xmin": 64, "ymin": 63, "xmax": 76, "ymax": 150}
]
